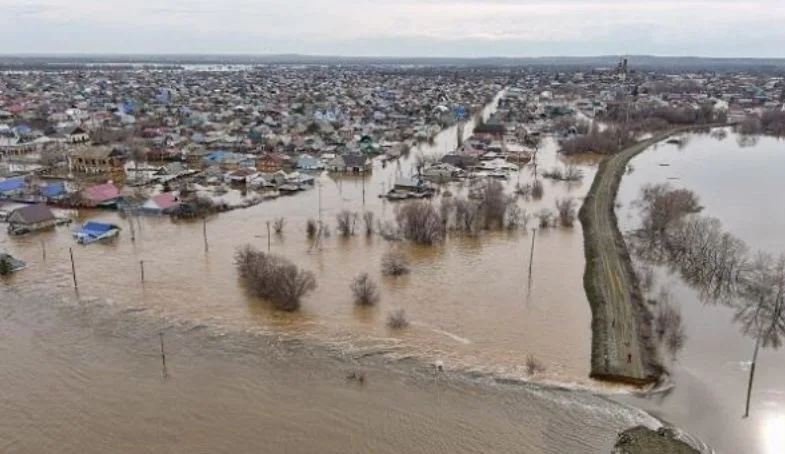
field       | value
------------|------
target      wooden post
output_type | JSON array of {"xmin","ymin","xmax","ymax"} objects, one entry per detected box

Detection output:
[
  {"xmin": 69, "ymin": 247, "xmax": 78, "ymax": 289},
  {"xmin": 266, "ymin": 221, "xmax": 271, "ymax": 253},
  {"xmin": 528, "ymin": 228, "xmax": 537, "ymax": 279},
  {"xmin": 159, "ymin": 330, "xmax": 168, "ymax": 380},
  {"xmin": 203, "ymin": 218, "xmax": 208, "ymax": 253},
  {"xmin": 362, "ymin": 176, "xmax": 366, "ymax": 206},
  {"xmin": 140, "ymin": 260, "xmax": 145, "ymax": 283},
  {"xmin": 41, "ymin": 240, "xmax": 46, "ymax": 261}
]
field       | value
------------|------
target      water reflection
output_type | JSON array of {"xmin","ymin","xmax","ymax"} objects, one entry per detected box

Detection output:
[{"xmin": 615, "ymin": 128, "xmax": 785, "ymax": 453}]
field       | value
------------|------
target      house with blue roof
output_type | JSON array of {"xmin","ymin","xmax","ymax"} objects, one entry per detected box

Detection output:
[{"xmin": 0, "ymin": 177, "xmax": 26, "ymax": 197}]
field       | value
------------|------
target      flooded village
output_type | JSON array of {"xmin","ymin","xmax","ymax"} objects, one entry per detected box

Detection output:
[{"xmin": 3, "ymin": 59, "xmax": 785, "ymax": 453}]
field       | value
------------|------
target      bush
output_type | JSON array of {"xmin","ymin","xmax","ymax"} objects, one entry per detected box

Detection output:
[
  {"xmin": 273, "ymin": 217, "xmax": 286, "ymax": 234},
  {"xmin": 234, "ymin": 245, "xmax": 317, "ymax": 311},
  {"xmin": 531, "ymin": 180, "xmax": 544, "ymax": 200},
  {"xmin": 382, "ymin": 250, "xmax": 411, "ymax": 276},
  {"xmin": 362, "ymin": 211, "xmax": 375, "ymax": 236},
  {"xmin": 654, "ymin": 302, "xmax": 686, "ymax": 359},
  {"xmin": 536, "ymin": 209, "xmax": 553, "ymax": 229},
  {"xmin": 555, "ymin": 198, "xmax": 577, "ymax": 227},
  {"xmin": 336, "ymin": 210, "xmax": 358, "ymax": 237},
  {"xmin": 395, "ymin": 201, "xmax": 445, "ymax": 244},
  {"xmin": 387, "ymin": 309, "xmax": 409, "ymax": 329},
  {"xmin": 525, "ymin": 355, "xmax": 546, "ymax": 375},
  {"xmin": 351, "ymin": 273, "xmax": 380, "ymax": 306},
  {"xmin": 306, "ymin": 218, "xmax": 317, "ymax": 239},
  {"xmin": 515, "ymin": 183, "xmax": 532, "ymax": 197}
]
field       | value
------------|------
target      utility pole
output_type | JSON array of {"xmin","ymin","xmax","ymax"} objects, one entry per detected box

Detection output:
[
  {"xmin": 69, "ymin": 247, "xmax": 78, "ymax": 289},
  {"xmin": 266, "ymin": 221, "xmax": 271, "ymax": 253},
  {"xmin": 140, "ymin": 260, "xmax": 145, "ymax": 283},
  {"xmin": 528, "ymin": 228, "xmax": 537, "ymax": 280},
  {"xmin": 203, "ymin": 218, "xmax": 208, "ymax": 253}
]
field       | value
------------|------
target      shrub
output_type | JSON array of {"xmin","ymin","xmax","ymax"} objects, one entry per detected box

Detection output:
[
  {"xmin": 387, "ymin": 309, "xmax": 409, "ymax": 329},
  {"xmin": 531, "ymin": 180, "xmax": 544, "ymax": 200},
  {"xmin": 525, "ymin": 355, "xmax": 546, "ymax": 375},
  {"xmin": 273, "ymin": 217, "xmax": 286, "ymax": 234},
  {"xmin": 234, "ymin": 245, "xmax": 317, "ymax": 311},
  {"xmin": 382, "ymin": 250, "xmax": 411, "ymax": 276},
  {"xmin": 306, "ymin": 218, "xmax": 317, "ymax": 239},
  {"xmin": 536, "ymin": 209, "xmax": 553, "ymax": 229},
  {"xmin": 555, "ymin": 198, "xmax": 577, "ymax": 227},
  {"xmin": 351, "ymin": 273, "xmax": 380, "ymax": 306}
]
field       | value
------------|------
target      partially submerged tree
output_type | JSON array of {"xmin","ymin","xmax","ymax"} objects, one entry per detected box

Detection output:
[
  {"xmin": 336, "ymin": 210, "xmax": 359, "ymax": 237},
  {"xmin": 525, "ymin": 355, "xmax": 546, "ymax": 375},
  {"xmin": 273, "ymin": 217, "xmax": 286, "ymax": 234},
  {"xmin": 395, "ymin": 201, "xmax": 445, "ymax": 244},
  {"xmin": 387, "ymin": 309, "xmax": 409, "ymax": 329},
  {"xmin": 536, "ymin": 209, "xmax": 554, "ymax": 229},
  {"xmin": 531, "ymin": 180, "xmax": 544, "ymax": 200},
  {"xmin": 555, "ymin": 198, "xmax": 577, "ymax": 228},
  {"xmin": 362, "ymin": 211, "xmax": 375, "ymax": 236},
  {"xmin": 382, "ymin": 250, "xmax": 411, "ymax": 276},
  {"xmin": 234, "ymin": 245, "xmax": 317, "ymax": 311},
  {"xmin": 351, "ymin": 273, "xmax": 380, "ymax": 306},
  {"xmin": 306, "ymin": 218, "xmax": 318, "ymax": 239}
]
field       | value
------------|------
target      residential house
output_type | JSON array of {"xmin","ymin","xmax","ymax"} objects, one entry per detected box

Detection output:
[
  {"xmin": 226, "ymin": 167, "xmax": 258, "ymax": 184},
  {"xmin": 70, "ymin": 146, "xmax": 126, "ymax": 174},
  {"xmin": 0, "ymin": 177, "xmax": 26, "ymax": 197},
  {"xmin": 343, "ymin": 153, "xmax": 371, "ymax": 173},
  {"xmin": 82, "ymin": 182, "xmax": 121, "ymax": 207},
  {"xmin": 141, "ymin": 193, "xmax": 180, "ymax": 214},
  {"xmin": 7, "ymin": 204, "xmax": 57, "ymax": 233},
  {"xmin": 67, "ymin": 126, "xmax": 90, "ymax": 144},
  {"xmin": 296, "ymin": 154, "xmax": 323, "ymax": 171},
  {"xmin": 256, "ymin": 153, "xmax": 284, "ymax": 173}
]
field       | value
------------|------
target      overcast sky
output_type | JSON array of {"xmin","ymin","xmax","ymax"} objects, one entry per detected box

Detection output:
[{"xmin": 2, "ymin": 0, "xmax": 784, "ymax": 57}]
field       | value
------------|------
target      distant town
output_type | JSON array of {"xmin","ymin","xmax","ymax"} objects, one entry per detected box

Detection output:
[{"xmin": 1, "ymin": 58, "xmax": 783, "ymax": 232}]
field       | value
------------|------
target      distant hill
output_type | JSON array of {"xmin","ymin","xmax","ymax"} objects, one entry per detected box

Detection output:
[{"xmin": 2, "ymin": 54, "xmax": 785, "ymax": 72}]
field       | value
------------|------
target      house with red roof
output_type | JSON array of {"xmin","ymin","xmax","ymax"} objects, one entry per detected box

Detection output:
[
  {"xmin": 82, "ymin": 182, "xmax": 121, "ymax": 207},
  {"xmin": 141, "ymin": 193, "xmax": 180, "ymax": 214}
]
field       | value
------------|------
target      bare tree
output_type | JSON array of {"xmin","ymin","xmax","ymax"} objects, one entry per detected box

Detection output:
[
  {"xmin": 336, "ymin": 210, "xmax": 359, "ymax": 237},
  {"xmin": 480, "ymin": 180, "xmax": 509, "ymax": 229},
  {"xmin": 635, "ymin": 183, "xmax": 702, "ymax": 239},
  {"xmin": 654, "ymin": 299, "xmax": 686, "ymax": 360},
  {"xmin": 352, "ymin": 273, "xmax": 380, "ymax": 306},
  {"xmin": 362, "ymin": 211, "xmax": 375, "ymax": 236},
  {"xmin": 382, "ymin": 250, "xmax": 411, "ymax": 276},
  {"xmin": 395, "ymin": 201, "xmax": 445, "ymax": 244}
]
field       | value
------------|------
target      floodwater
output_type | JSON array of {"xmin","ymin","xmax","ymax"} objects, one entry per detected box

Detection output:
[
  {"xmin": 615, "ymin": 128, "xmax": 785, "ymax": 454},
  {"xmin": 0, "ymin": 97, "xmax": 673, "ymax": 453}
]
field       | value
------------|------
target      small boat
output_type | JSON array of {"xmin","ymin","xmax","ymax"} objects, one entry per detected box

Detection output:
[
  {"xmin": 73, "ymin": 221, "xmax": 121, "ymax": 245},
  {"xmin": 0, "ymin": 253, "xmax": 26, "ymax": 274}
]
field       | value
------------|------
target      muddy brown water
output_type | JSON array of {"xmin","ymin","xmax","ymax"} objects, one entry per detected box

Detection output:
[
  {"xmin": 1, "ymin": 101, "xmax": 674, "ymax": 453},
  {"xmin": 615, "ymin": 129, "xmax": 785, "ymax": 454}
]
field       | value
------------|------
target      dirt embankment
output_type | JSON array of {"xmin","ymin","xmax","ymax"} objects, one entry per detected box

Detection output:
[{"xmin": 579, "ymin": 128, "xmax": 703, "ymax": 385}]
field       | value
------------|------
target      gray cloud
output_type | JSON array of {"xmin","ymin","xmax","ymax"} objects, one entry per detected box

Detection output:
[{"xmin": 1, "ymin": 0, "xmax": 783, "ymax": 56}]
